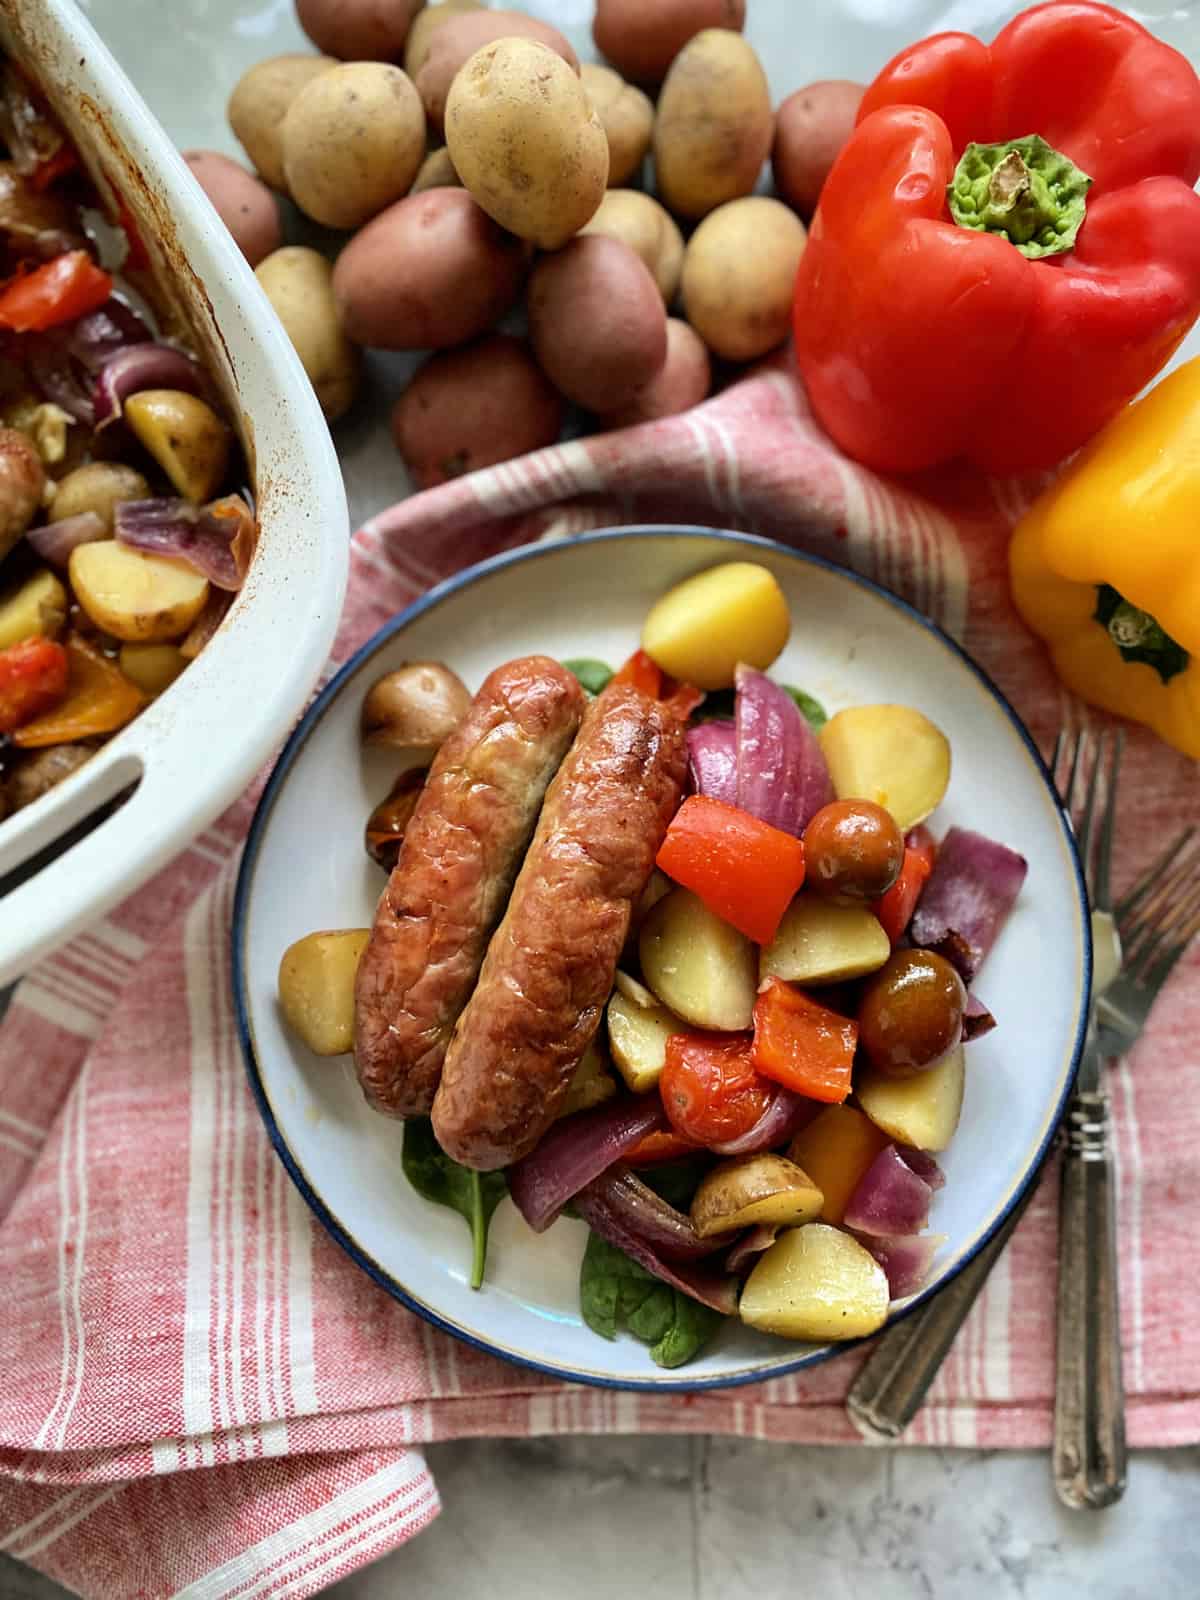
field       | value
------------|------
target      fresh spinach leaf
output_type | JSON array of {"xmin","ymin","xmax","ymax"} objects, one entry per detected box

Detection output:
[
  {"xmin": 579, "ymin": 1232, "xmax": 723, "ymax": 1369},
  {"xmin": 402, "ymin": 1119, "xmax": 507, "ymax": 1290},
  {"xmin": 562, "ymin": 658, "xmax": 614, "ymax": 696},
  {"xmin": 785, "ymin": 686, "xmax": 828, "ymax": 733}
]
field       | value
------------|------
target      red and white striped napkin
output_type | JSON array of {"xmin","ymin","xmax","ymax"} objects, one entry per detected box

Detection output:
[{"xmin": 2, "ymin": 361, "xmax": 1198, "ymax": 1599}]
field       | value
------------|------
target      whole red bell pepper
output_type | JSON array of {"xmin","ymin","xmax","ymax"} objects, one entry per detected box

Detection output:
[{"xmin": 792, "ymin": 1, "xmax": 1200, "ymax": 474}]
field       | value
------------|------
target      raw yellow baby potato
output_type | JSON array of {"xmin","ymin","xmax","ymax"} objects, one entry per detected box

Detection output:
[
  {"xmin": 446, "ymin": 38, "xmax": 608, "ymax": 250},
  {"xmin": 740, "ymin": 1223, "xmax": 890, "ymax": 1341},
  {"xmin": 682, "ymin": 196, "xmax": 807, "ymax": 362},
  {"xmin": 227, "ymin": 54, "xmax": 336, "ymax": 192},
  {"xmin": 653, "ymin": 29, "xmax": 773, "ymax": 220},
  {"xmin": 124, "ymin": 390, "xmax": 231, "ymax": 504},
  {"xmin": 409, "ymin": 146, "xmax": 461, "ymax": 195},
  {"xmin": 417, "ymin": 10, "xmax": 579, "ymax": 129},
  {"xmin": 691, "ymin": 1154, "xmax": 824, "ymax": 1238},
  {"xmin": 0, "ymin": 567, "xmax": 66, "ymax": 651},
  {"xmin": 256, "ymin": 246, "xmax": 361, "ymax": 422},
  {"xmin": 639, "ymin": 886, "xmax": 757, "ymax": 1032},
  {"xmin": 606, "ymin": 980, "xmax": 684, "ymax": 1093},
  {"xmin": 857, "ymin": 1044, "xmax": 966, "ymax": 1153},
  {"xmin": 69, "ymin": 542, "xmax": 210, "ymax": 644},
  {"xmin": 579, "ymin": 189, "xmax": 684, "ymax": 304},
  {"xmin": 641, "ymin": 561, "xmax": 790, "ymax": 690},
  {"xmin": 819, "ymin": 704, "xmax": 951, "ymax": 832},
  {"xmin": 282, "ymin": 62, "xmax": 426, "ymax": 229},
  {"xmin": 580, "ymin": 63, "xmax": 654, "ymax": 186},
  {"xmin": 760, "ymin": 897, "xmax": 891, "ymax": 986},
  {"xmin": 278, "ymin": 929, "xmax": 371, "ymax": 1056}
]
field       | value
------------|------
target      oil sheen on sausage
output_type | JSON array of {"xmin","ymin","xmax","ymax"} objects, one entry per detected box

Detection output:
[
  {"xmin": 354, "ymin": 654, "xmax": 585, "ymax": 1117},
  {"xmin": 432, "ymin": 682, "xmax": 688, "ymax": 1169}
]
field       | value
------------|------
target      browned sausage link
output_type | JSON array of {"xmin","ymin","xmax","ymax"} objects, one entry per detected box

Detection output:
[
  {"xmin": 432, "ymin": 683, "xmax": 688, "ymax": 1170},
  {"xmin": 0, "ymin": 426, "xmax": 45, "ymax": 560},
  {"xmin": 354, "ymin": 654, "xmax": 585, "ymax": 1118}
]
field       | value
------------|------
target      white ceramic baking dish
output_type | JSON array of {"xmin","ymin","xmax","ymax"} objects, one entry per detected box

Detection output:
[{"xmin": 0, "ymin": 0, "xmax": 348, "ymax": 985}]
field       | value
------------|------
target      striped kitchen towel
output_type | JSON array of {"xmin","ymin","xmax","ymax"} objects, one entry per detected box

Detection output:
[{"xmin": 1, "ymin": 361, "xmax": 1197, "ymax": 1600}]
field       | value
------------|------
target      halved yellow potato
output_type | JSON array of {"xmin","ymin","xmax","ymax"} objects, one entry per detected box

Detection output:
[
  {"xmin": 740, "ymin": 1223, "xmax": 890, "ymax": 1341},
  {"xmin": 857, "ymin": 1044, "xmax": 966, "ymax": 1153},
  {"xmin": 69, "ymin": 541, "xmax": 210, "ymax": 644},
  {"xmin": 124, "ymin": 389, "xmax": 232, "ymax": 503},
  {"xmin": 760, "ymin": 896, "xmax": 891, "ymax": 985},
  {"xmin": 606, "ymin": 983, "xmax": 684, "ymax": 1093},
  {"xmin": 640, "ymin": 561, "xmax": 790, "ymax": 690},
  {"xmin": 691, "ymin": 1154, "xmax": 823, "ymax": 1238},
  {"xmin": 118, "ymin": 642, "xmax": 188, "ymax": 696},
  {"xmin": 639, "ymin": 886, "xmax": 757, "ymax": 1031},
  {"xmin": 0, "ymin": 567, "xmax": 67, "ymax": 650},
  {"xmin": 277, "ymin": 929, "xmax": 370, "ymax": 1055},
  {"xmin": 559, "ymin": 1039, "xmax": 618, "ymax": 1117},
  {"xmin": 818, "ymin": 704, "xmax": 951, "ymax": 831}
]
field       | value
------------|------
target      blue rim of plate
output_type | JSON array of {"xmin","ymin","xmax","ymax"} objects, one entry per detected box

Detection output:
[{"xmin": 233, "ymin": 524, "xmax": 1092, "ymax": 1393}]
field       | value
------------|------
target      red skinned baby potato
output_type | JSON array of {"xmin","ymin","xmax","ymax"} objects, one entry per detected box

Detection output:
[
  {"xmin": 771, "ymin": 80, "xmax": 865, "ymax": 217},
  {"xmin": 183, "ymin": 151, "xmax": 281, "ymax": 267},
  {"xmin": 593, "ymin": 0, "xmax": 746, "ymax": 83},
  {"xmin": 332, "ymin": 188, "xmax": 526, "ymax": 351},
  {"xmin": 602, "ymin": 318, "xmax": 711, "ymax": 426},
  {"xmin": 528, "ymin": 235, "xmax": 667, "ymax": 412},
  {"xmin": 416, "ymin": 9, "xmax": 579, "ymax": 129},
  {"xmin": 392, "ymin": 335, "xmax": 564, "ymax": 488},
  {"xmin": 295, "ymin": 0, "xmax": 425, "ymax": 60}
]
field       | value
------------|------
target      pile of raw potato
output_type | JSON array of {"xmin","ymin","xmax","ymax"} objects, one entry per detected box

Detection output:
[{"xmin": 187, "ymin": 0, "xmax": 861, "ymax": 487}]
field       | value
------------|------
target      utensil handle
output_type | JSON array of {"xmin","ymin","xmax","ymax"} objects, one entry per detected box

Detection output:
[
  {"xmin": 1053, "ymin": 1088, "xmax": 1127, "ymax": 1509},
  {"xmin": 846, "ymin": 1178, "xmax": 1037, "ymax": 1441}
]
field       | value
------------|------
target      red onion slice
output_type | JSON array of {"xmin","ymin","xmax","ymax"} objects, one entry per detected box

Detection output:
[
  {"xmin": 26, "ymin": 511, "xmax": 106, "ymax": 569},
  {"xmin": 897, "ymin": 1147, "xmax": 945, "ymax": 1190},
  {"xmin": 581, "ymin": 1164, "xmax": 730, "ymax": 1261},
  {"xmin": 735, "ymin": 663, "xmax": 834, "ymax": 837},
  {"xmin": 709, "ymin": 1083, "xmax": 810, "ymax": 1157},
  {"xmin": 687, "ymin": 720, "xmax": 738, "ymax": 804},
  {"xmin": 962, "ymin": 992, "xmax": 997, "ymax": 1041},
  {"xmin": 843, "ymin": 1143, "xmax": 934, "ymax": 1237},
  {"xmin": 508, "ymin": 1094, "xmax": 668, "ymax": 1233},
  {"xmin": 114, "ymin": 495, "xmax": 256, "ymax": 591},
  {"xmin": 725, "ymin": 1223, "xmax": 779, "ymax": 1275},
  {"xmin": 94, "ymin": 341, "xmax": 207, "ymax": 431},
  {"xmin": 910, "ymin": 827, "xmax": 1028, "ymax": 983},
  {"xmin": 574, "ymin": 1174, "xmax": 738, "ymax": 1314},
  {"xmin": 858, "ymin": 1232, "xmax": 946, "ymax": 1299}
]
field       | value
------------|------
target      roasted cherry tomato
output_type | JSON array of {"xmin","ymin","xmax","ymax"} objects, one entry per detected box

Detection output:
[
  {"xmin": 803, "ymin": 798, "xmax": 904, "ymax": 902},
  {"xmin": 659, "ymin": 1032, "xmax": 774, "ymax": 1146},
  {"xmin": 858, "ymin": 947, "xmax": 966, "ymax": 1078}
]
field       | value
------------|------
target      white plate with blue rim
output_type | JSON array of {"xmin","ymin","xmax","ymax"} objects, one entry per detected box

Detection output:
[{"xmin": 233, "ymin": 527, "xmax": 1090, "ymax": 1390}]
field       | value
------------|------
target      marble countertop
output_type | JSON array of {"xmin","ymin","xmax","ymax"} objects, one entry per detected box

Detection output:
[{"xmin": 3, "ymin": 1438, "xmax": 1197, "ymax": 1598}]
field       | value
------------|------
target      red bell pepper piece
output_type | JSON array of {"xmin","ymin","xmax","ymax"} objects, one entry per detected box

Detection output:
[
  {"xmin": 656, "ymin": 794, "xmax": 806, "ymax": 945},
  {"xmin": 613, "ymin": 649, "xmax": 705, "ymax": 721},
  {"xmin": 0, "ymin": 251, "xmax": 113, "ymax": 333},
  {"xmin": 659, "ymin": 1032, "xmax": 774, "ymax": 1146},
  {"xmin": 625, "ymin": 1128, "xmax": 704, "ymax": 1167},
  {"xmin": 751, "ymin": 979, "xmax": 857, "ymax": 1104},
  {"xmin": 873, "ymin": 824, "xmax": 937, "ymax": 945},
  {"xmin": 0, "ymin": 636, "xmax": 69, "ymax": 733},
  {"xmin": 793, "ymin": 1, "xmax": 1200, "ymax": 474}
]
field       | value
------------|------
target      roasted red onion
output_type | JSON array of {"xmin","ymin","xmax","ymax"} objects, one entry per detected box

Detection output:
[
  {"xmin": 580, "ymin": 1164, "xmax": 730, "ymax": 1261},
  {"xmin": 114, "ymin": 495, "xmax": 256, "ymax": 591},
  {"xmin": 25, "ymin": 511, "xmax": 105, "ymax": 569},
  {"xmin": 843, "ymin": 1144, "xmax": 935, "ymax": 1237},
  {"xmin": 735, "ymin": 664, "xmax": 834, "ymax": 836},
  {"xmin": 726, "ymin": 1223, "xmax": 779, "ymax": 1275},
  {"xmin": 962, "ymin": 992, "xmax": 997, "ymax": 1041},
  {"xmin": 709, "ymin": 1083, "xmax": 810, "ymax": 1157},
  {"xmin": 859, "ymin": 1232, "xmax": 946, "ymax": 1299},
  {"xmin": 94, "ymin": 341, "xmax": 207, "ymax": 431},
  {"xmin": 574, "ymin": 1173, "xmax": 738, "ymax": 1314},
  {"xmin": 687, "ymin": 720, "xmax": 738, "ymax": 804},
  {"xmin": 508, "ymin": 1094, "xmax": 668, "ymax": 1233},
  {"xmin": 897, "ymin": 1147, "xmax": 945, "ymax": 1190},
  {"xmin": 910, "ymin": 827, "xmax": 1028, "ymax": 982}
]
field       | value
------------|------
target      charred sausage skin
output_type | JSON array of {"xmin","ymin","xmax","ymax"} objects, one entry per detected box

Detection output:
[
  {"xmin": 432, "ymin": 682, "xmax": 688, "ymax": 1170},
  {"xmin": 354, "ymin": 654, "xmax": 585, "ymax": 1117}
]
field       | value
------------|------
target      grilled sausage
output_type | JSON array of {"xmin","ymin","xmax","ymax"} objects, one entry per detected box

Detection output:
[
  {"xmin": 432, "ymin": 683, "xmax": 688, "ymax": 1169},
  {"xmin": 354, "ymin": 654, "xmax": 585, "ymax": 1117},
  {"xmin": 0, "ymin": 427, "xmax": 45, "ymax": 561}
]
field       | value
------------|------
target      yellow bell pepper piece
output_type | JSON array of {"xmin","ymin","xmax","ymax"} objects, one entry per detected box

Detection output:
[
  {"xmin": 12, "ymin": 633, "xmax": 146, "ymax": 749},
  {"xmin": 1009, "ymin": 357, "xmax": 1200, "ymax": 759}
]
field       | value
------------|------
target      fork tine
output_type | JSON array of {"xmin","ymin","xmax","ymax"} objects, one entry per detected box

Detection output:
[
  {"xmin": 1075, "ymin": 731, "xmax": 1106, "ymax": 903},
  {"xmin": 1094, "ymin": 731, "xmax": 1122, "ymax": 914},
  {"xmin": 1121, "ymin": 837, "xmax": 1200, "ymax": 976},
  {"xmin": 1115, "ymin": 827, "xmax": 1196, "ymax": 923}
]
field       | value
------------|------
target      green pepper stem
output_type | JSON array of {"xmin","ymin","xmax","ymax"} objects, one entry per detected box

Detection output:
[
  {"xmin": 948, "ymin": 135, "xmax": 1091, "ymax": 259},
  {"xmin": 1094, "ymin": 585, "xmax": 1190, "ymax": 685}
]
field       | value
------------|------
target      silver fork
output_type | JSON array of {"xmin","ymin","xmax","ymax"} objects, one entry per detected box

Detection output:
[{"xmin": 848, "ymin": 729, "xmax": 1131, "ymax": 1476}]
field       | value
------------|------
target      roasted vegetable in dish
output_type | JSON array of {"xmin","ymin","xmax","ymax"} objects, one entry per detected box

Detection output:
[{"xmin": 0, "ymin": 58, "xmax": 255, "ymax": 816}]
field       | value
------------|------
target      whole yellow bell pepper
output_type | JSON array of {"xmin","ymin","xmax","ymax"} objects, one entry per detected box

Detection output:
[{"xmin": 1010, "ymin": 357, "xmax": 1200, "ymax": 759}]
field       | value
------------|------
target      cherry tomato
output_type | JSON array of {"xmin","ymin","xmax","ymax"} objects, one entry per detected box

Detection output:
[
  {"xmin": 803, "ymin": 798, "xmax": 904, "ymax": 901},
  {"xmin": 659, "ymin": 1032, "xmax": 775, "ymax": 1146}
]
